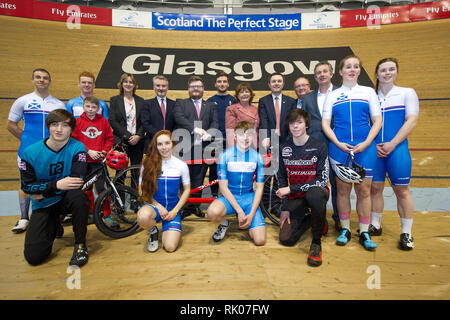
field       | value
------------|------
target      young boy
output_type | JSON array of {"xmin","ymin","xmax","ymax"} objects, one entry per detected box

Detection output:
[
  {"xmin": 206, "ymin": 121, "xmax": 266, "ymax": 246},
  {"xmin": 71, "ymin": 96, "xmax": 115, "ymax": 227},
  {"xmin": 20, "ymin": 109, "xmax": 90, "ymax": 267},
  {"xmin": 276, "ymin": 108, "xmax": 329, "ymax": 267}
]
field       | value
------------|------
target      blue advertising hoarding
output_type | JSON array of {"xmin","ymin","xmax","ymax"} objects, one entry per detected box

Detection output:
[{"xmin": 152, "ymin": 12, "xmax": 302, "ymax": 32}]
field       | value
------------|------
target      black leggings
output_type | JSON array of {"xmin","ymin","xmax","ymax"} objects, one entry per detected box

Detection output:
[
  {"xmin": 279, "ymin": 187, "xmax": 328, "ymax": 246},
  {"xmin": 24, "ymin": 189, "xmax": 89, "ymax": 266}
]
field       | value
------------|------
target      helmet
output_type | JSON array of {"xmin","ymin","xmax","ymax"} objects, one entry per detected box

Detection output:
[
  {"xmin": 331, "ymin": 151, "xmax": 366, "ymax": 183},
  {"xmin": 106, "ymin": 149, "xmax": 128, "ymax": 170}
]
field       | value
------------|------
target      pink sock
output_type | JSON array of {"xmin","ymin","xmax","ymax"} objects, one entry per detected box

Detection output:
[
  {"xmin": 339, "ymin": 212, "xmax": 351, "ymax": 230},
  {"xmin": 358, "ymin": 215, "xmax": 370, "ymax": 233}
]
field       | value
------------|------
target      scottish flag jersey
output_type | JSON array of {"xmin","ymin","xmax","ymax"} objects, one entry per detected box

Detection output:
[{"xmin": 8, "ymin": 92, "xmax": 65, "ymax": 157}]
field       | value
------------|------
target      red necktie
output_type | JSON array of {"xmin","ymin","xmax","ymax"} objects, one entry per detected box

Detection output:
[{"xmin": 160, "ymin": 99, "xmax": 166, "ymax": 129}]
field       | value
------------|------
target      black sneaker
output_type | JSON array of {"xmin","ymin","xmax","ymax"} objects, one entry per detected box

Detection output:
[
  {"xmin": 368, "ymin": 224, "xmax": 382, "ymax": 236},
  {"xmin": 307, "ymin": 243, "xmax": 322, "ymax": 267},
  {"xmin": 399, "ymin": 233, "xmax": 414, "ymax": 250},
  {"xmin": 55, "ymin": 221, "xmax": 64, "ymax": 239},
  {"xmin": 194, "ymin": 208, "xmax": 205, "ymax": 218},
  {"xmin": 69, "ymin": 244, "xmax": 89, "ymax": 267}
]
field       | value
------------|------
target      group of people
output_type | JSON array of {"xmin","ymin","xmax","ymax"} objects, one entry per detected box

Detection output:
[{"xmin": 7, "ymin": 54, "xmax": 419, "ymax": 268}]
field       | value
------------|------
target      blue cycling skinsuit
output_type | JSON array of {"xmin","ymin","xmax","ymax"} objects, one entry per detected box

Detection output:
[
  {"xmin": 217, "ymin": 146, "xmax": 266, "ymax": 230},
  {"xmin": 372, "ymin": 86, "xmax": 419, "ymax": 186},
  {"xmin": 140, "ymin": 156, "xmax": 190, "ymax": 232},
  {"xmin": 322, "ymin": 84, "xmax": 381, "ymax": 179}
]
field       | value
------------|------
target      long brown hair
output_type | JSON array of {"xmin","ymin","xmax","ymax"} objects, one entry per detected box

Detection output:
[
  {"xmin": 374, "ymin": 57, "xmax": 399, "ymax": 92},
  {"xmin": 139, "ymin": 130, "xmax": 173, "ymax": 203}
]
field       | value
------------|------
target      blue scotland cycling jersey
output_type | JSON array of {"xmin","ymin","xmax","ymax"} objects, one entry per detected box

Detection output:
[
  {"xmin": 8, "ymin": 92, "xmax": 65, "ymax": 158},
  {"xmin": 139, "ymin": 156, "xmax": 190, "ymax": 211},
  {"xmin": 217, "ymin": 146, "xmax": 265, "ymax": 196},
  {"xmin": 373, "ymin": 86, "xmax": 419, "ymax": 186},
  {"xmin": 322, "ymin": 84, "xmax": 381, "ymax": 178},
  {"xmin": 66, "ymin": 95, "xmax": 109, "ymax": 119}
]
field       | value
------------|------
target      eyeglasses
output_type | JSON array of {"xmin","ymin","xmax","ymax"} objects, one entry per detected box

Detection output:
[
  {"xmin": 189, "ymin": 85, "xmax": 204, "ymax": 89},
  {"xmin": 295, "ymin": 84, "xmax": 310, "ymax": 89}
]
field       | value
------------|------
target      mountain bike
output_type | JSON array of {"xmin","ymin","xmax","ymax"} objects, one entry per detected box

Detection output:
[{"xmin": 82, "ymin": 143, "xmax": 142, "ymax": 238}]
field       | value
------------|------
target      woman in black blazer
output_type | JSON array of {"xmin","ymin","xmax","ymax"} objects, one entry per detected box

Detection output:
[{"xmin": 109, "ymin": 73, "xmax": 145, "ymax": 187}]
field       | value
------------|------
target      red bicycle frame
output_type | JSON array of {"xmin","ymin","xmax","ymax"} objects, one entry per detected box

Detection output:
[{"xmin": 184, "ymin": 152, "xmax": 272, "ymax": 204}]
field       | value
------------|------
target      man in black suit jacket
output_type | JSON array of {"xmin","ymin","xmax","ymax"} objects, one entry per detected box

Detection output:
[
  {"xmin": 141, "ymin": 75, "xmax": 175, "ymax": 153},
  {"xmin": 302, "ymin": 61, "xmax": 340, "ymax": 231},
  {"xmin": 173, "ymin": 76, "xmax": 219, "ymax": 216},
  {"xmin": 258, "ymin": 73, "xmax": 296, "ymax": 148}
]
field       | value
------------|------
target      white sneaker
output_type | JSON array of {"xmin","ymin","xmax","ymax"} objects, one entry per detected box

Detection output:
[
  {"xmin": 147, "ymin": 227, "xmax": 159, "ymax": 252},
  {"xmin": 212, "ymin": 221, "xmax": 229, "ymax": 242},
  {"xmin": 12, "ymin": 219, "xmax": 29, "ymax": 233}
]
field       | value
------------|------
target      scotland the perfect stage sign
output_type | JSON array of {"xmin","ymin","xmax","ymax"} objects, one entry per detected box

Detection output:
[{"xmin": 152, "ymin": 12, "xmax": 302, "ymax": 32}]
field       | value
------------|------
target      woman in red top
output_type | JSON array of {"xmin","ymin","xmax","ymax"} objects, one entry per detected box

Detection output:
[{"xmin": 225, "ymin": 83, "xmax": 259, "ymax": 148}]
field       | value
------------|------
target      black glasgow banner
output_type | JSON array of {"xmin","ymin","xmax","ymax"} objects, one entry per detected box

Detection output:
[{"xmin": 96, "ymin": 46, "xmax": 374, "ymax": 91}]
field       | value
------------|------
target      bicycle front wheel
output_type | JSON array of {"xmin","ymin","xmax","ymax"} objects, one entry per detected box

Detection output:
[
  {"xmin": 260, "ymin": 174, "xmax": 281, "ymax": 226},
  {"xmin": 93, "ymin": 185, "xmax": 141, "ymax": 238},
  {"xmin": 112, "ymin": 164, "xmax": 141, "ymax": 191}
]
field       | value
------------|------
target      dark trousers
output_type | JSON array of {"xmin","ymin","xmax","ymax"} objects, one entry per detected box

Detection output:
[
  {"xmin": 24, "ymin": 190, "xmax": 89, "ymax": 266},
  {"xmin": 329, "ymin": 167, "xmax": 339, "ymax": 222},
  {"xmin": 279, "ymin": 187, "xmax": 328, "ymax": 246}
]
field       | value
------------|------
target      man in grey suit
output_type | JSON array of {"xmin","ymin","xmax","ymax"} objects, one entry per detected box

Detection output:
[
  {"xmin": 258, "ymin": 72, "xmax": 297, "ymax": 149},
  {"xmin": 173, "ymin": 76, "xmax": 219, "ymax": 217},
  {"xmin": 141, "ymin": 75, "xmax": 175, "ymax": 153},
  {"xmin": 302, "ymin": 61, "xmax": 341, "ymax": 232}
]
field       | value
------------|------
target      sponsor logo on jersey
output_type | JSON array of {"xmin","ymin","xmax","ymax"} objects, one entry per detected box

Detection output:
[
  {"xmin": 282, "ymin": 146, "xmax": 292, "ymax": 157},
  {"xmin": 227, "ymin": 161, "xmax": 256, "ymax": 173},
  {"xmin": 81, "ymin": 126, "xmax": 103, "ymax": 139}
]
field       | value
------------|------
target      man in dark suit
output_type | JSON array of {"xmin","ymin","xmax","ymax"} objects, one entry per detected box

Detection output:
[
  {"xmin": 294, "ymin": 76, "xmax": 311, "ymax": 109},
  {"xmin": 302, "ymin": 61, "xmax": 340, "ymax": 232},
  {"xmin": 141, "ymin": 75, "xmax": 175, "ymax": 153},
  {"xmin": 258, "ymin": 72, "xmax": 296, "ymax": 149},
  {"xmin": 173, "ymin": 76, "xmax": 219, "ymax": 217}
]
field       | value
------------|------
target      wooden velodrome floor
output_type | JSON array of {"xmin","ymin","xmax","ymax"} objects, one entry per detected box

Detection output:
[{"xmin": 0, "ymin": 15, "xmax": 449, "ymax": 300}]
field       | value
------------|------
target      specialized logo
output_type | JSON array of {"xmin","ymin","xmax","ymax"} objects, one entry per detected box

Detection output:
[
  {"xmin": 282, "ymin": 146, "xmax": 292, "ymax": 157},
  {"xmin": 96, "ymin": 46, "xmax": 374, "ymax": 91},
  {"xmin": 81, "ymin": 126, "xmax": 103, "ymax": 139}
]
